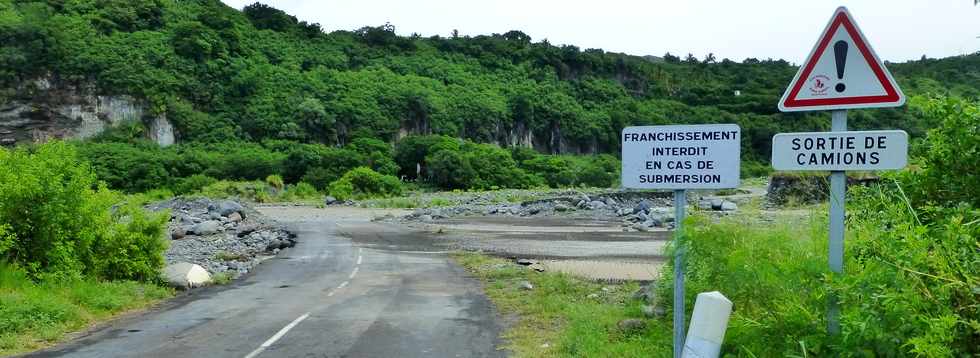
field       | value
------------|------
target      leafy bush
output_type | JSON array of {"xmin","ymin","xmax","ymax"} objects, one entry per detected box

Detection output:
[
  {"xmin": 328, "ymin": 167, "xmax": 403, "ymax": 200},
  {"xmin": 74, "ymin": 141, "xmax": 173, "ymax": 193},
  {"xmin": 426, "ymin": 141, "xmax": 543, "ymax": 190},
  {"xmin": 172, "ymin": 174, "xmax": 217, "ymax": 195},
  {"xmin": 89, "ymin": 202, "xmax": 169, "ymax": 282},
  {"xmin": 197, "ymin": 180, "xmax": 271, "ymax": 202},
  {"xmin": 0, "ymin": 142, "xmax": 168, "ymax": 281},
  {"xmin": 280, "ymin": 182, "xmax": 319, "ymax": 201},
  {"xmin": 901, "ymin": 96, "xmax": 979, "ymax": 208},
  {"xmin": 514, "ymin": 153, "xmax": 618, "ymax": 188},
  {"xmin": 265, "ymin": 174, "xmax": 284, "ymax": 190},
  {"xmin": 841, "ymin": 183, "xmax": 978, "ymax": 355},
  {"xmin": 394, "ymin": 135, "xmax": 460, "ymax": 179},
  {"xmin": 281, "ymin": 143, "xmax": 365, "ymax": 187}
]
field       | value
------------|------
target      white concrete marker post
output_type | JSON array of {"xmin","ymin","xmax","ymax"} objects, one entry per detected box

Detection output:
[
  {"xmin": 621, "ymin": 124, "xmax": 741, "ymax": 358},
  {"xmin": 682, "ymin": 291, "xmax": 733, "ymax": 358},
  {"xmin": 776, "ymin": 7, "xmax": 906, "ymax": 335}
]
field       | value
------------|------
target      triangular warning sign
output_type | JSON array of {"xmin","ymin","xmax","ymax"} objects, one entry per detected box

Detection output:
[{"xmin": 779, "ymin": 7, "xmax": 905, "ymax": 112}]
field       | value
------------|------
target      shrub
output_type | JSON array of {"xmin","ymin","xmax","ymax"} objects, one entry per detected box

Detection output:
[
  {"xmin": 197, "ymin": 180, "xmax": 269, "ymax": 202},
  {"xmin": 283, "ymin": 143, "xmax": 364, "ymax": 186},
  {"xmin": 394, "ymin": 135, "xmax": 460, "ymax": 179},
  {"xmin": 172, "ymin": 174, "xmax": 217, "ymax": 195},
  {"xmin": 89, "ymin": 202, "xmax": 169, "ymax": 282},
  {"xmin": 901, "ymin": 96, "xmax": 979, "ymax": 208},
  {"xmin": 200, "ymin": 142, "xmax": 285, "ymax": 181},
  {"xmin": 328, "ymin": 167, "xmax": 403, "ymax": 200},
  {"xmin": 520, "ymin": 155, "xmax": 575, "ymax": 187},
  {"xmin": 280, "ymin": 182, "xmax": 319, "ymax": 201},
  {"xmin": 516, "ymin": 153, "xmax": 618, "ymax": 188},
  {"xmin": 0, "ymin": 142, "xmax": 168, "ymax": 281},
  {"xmin": 426, "ymin": 141, "xmax": 542, "ymax": 190},
  {"xmin": 74, "ymin": 141, "xmax": 173, "ymax": 193},
  {"xmin": 574, "ymin": 154, "xmax": 619, "ymax": 188},
  {"xmin": 265, "ymin": 174, "xmax": 284, "ymax": 190}
]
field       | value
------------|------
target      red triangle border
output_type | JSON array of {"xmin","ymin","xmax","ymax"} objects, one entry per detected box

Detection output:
[{"xmin": 781, "ymin": 10, "xmax": 901, "ymax": 108}]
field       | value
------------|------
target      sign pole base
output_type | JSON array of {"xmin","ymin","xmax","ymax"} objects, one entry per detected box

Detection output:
[
  {"xmin": 673, "ymin": 189, "xmax": 687, "ymax": 358},
  {"xmin": 828, "ymin": 110, "xmax": 847, "ymax": 335}
]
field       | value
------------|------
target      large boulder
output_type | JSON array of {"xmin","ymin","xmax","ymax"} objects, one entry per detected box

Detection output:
[
  {"xmin": 210, "ymin": 200, "xmax": 244, "ymax": 217},
  {"xmin": 721, "ymin": 201, "xmax": 738, "ymax": 211},
  {"xmin": 633, "ymin": 199, "xmax": 653, "ymax": 214},
  {"xmin": 189, "ymin": 220, "xmax": 222, "ymax": 236},
  {"xmin": 710, "ymin": 199, "xmax": 724, "ymax": 210},
  {"xmin": 163, "ymin": 262, "xmax": 212, "ymax": 288}
]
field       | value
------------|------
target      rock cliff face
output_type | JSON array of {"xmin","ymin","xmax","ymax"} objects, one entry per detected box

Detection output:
[
  {"xmin": 0, "ymin": 77, "xmax": 175, "ymax": 147},
  {"xmin": 395, "ymin": 117, "xmax": 599, "ymax": 155}
]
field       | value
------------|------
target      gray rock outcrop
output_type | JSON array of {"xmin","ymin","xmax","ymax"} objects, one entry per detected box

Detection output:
[{"xmin": 0, "ymin": 76, "xmax": 175, "ymax": 147}]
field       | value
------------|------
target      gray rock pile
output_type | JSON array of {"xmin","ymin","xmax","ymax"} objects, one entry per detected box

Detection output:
[
  {"xmin": 402, "ymin": 191, "xmax": 673, "ymax": 223},
  {"xmin": 620, "ymin": 199, "xmax": 676, "ymax": 231},
  {"xmin": 697, "ymin": 198, "xmax": 738, "ymax": 212},
  {"xmin": 148, "ymin": 198, "xmax": 295, "ymax": 279}
]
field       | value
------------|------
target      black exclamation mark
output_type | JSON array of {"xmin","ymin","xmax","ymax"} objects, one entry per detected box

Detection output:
[{"xmin": 834, "ymin": 40, "xmax": 848, "ymax": 93}]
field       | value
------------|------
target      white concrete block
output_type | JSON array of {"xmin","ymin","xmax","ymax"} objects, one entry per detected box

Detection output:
[{"xmin": 682, "ymin": 291, "xmax": 733, "ymax": 358}]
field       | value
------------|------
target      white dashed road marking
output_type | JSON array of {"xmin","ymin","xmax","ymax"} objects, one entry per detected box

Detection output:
[
  {"xmin": 243, "ymin": 312, "xmax": 310, "ymax": 358},
  {"xmin": 349, "ymin": 267, "xmax": 359, "ymax": 279}
]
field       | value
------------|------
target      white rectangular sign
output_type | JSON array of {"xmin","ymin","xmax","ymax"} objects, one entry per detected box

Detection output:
[
  {"xmin": 771, "ymin": 130, "xmax": 908, "ymax": 171},
  {"xmin": 621, "ymin": 124, "xmax": 741, "ymax": 189}
]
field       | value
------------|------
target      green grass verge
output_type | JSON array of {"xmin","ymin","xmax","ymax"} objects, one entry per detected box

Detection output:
[
  {"xmin": 0, "ymin": 264, "xmax": 173, "ymax": 355},
  {"xmin": 452, "ymin": 253, "xmax": 672, "ymax": 357}
]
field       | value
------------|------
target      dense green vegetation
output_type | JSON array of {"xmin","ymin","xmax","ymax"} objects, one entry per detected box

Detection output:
[
  {"xmin": 1, "ymin": 0, "xmax": 978, "ymax": 193},
  {"xmin": 0, "ymin": 142, "xmax": 174, "ymax": 354},
  {"xmin": 69, "ymin": 133, "xmax": 621, "ymax": 198},
  {"xmin": 0, "ymin": 142, "xmax": 168, "ymax": 281}
]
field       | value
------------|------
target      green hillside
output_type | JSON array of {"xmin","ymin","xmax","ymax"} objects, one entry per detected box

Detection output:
[{"xmin": 1, "ymin": 0, "xmax": 977, "ymax": 192}]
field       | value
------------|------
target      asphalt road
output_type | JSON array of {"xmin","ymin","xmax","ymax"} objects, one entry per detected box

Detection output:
[{"xmin": 28, "ymin": 208, "xmax": 505, "ymax": 358}]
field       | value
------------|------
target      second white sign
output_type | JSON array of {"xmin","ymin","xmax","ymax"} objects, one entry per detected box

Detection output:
[{"xmin": 771, "ymin": 130, "xmax": 908, "ymax": 171}]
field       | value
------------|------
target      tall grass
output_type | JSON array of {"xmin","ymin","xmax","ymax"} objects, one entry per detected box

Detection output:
[
  {"xmin": 659, "ymin": 182, "xmax": 979, "ymax": 356},
  {"xmin": 0, "ymin": 264, "xmax": 171, "ymax": 355}
]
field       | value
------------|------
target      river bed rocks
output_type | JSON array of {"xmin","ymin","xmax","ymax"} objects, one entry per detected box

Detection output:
[
  {"xmin": 148, "ymin": 198, "xmax": 295, "ymax": 280},
  {"xmin": 395, "ymin": 189, "xmax": 746, "ymax": 232}
]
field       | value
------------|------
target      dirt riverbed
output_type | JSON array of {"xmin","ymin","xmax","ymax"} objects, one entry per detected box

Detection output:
[{"xmin": 261, "ymin": 205, "xmax": 670, "ymax": 281}]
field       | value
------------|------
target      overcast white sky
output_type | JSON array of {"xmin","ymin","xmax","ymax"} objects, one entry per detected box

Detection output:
[{"xmin": 221, "ymin": 0, "xmax": 979, "ymax": 63}]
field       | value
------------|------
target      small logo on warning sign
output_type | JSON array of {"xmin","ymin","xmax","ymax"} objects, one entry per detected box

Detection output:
[{"xmin": 807, "ymin": 75, "xmax": 830, "ymax": 96}]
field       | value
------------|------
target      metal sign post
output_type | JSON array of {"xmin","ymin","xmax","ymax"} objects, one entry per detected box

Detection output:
[
  {"xmin": 673, "ymin": 189, "xmax": 686, "ymax": 358},
  {"xmin": 827, "ymin": 109, "xmax": 847, "ymax": 334}
]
